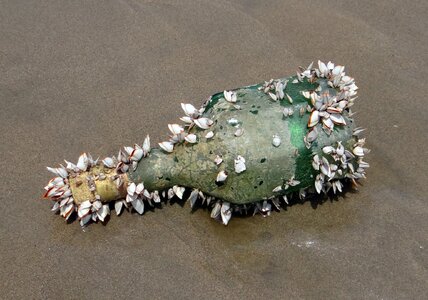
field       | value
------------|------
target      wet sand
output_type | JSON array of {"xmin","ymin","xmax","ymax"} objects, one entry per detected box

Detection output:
[{"xmin": 1, "ymin": 0, "xmax": 427, "ymax": 299}]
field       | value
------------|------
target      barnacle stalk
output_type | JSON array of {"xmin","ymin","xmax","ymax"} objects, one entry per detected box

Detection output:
[{"xmin": 43, "ymin": 61, "xmax": 369, "ymax": 226}]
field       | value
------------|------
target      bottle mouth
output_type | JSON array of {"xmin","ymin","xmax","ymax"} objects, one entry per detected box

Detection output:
[{"xmin": 43, "ymin": 136, "xmax": 151, "ymax": 226}]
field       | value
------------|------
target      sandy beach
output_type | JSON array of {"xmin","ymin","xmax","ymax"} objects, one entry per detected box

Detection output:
[{"xmin": 1, "ymin": 0, "xmax": 427, "ymax": 298}]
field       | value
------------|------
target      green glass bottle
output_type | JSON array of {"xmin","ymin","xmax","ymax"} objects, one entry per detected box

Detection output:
[{"xmin": 43, "ymin": 61, "xmax": 369, "ymax": 226}]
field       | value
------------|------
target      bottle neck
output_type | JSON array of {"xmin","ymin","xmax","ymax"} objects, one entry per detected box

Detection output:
[
  {"xmin": 69, "ymin": 166, "xmax": 129, "ymax": 204},
  {"xmin": 128, "ymin": 148, "xmax": 179, "ymax": 192}
]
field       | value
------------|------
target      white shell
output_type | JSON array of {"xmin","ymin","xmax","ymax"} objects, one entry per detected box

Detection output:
[
  {"xmin": 268, "ymin": 92, "xmax": 278, "ymax": 101},
  {"xmin": 143, "ymin": 189, "xmax": 151, "ymax": 199},
  {"xmin": 335, "ymin": 180, "xmax": 343, "ymax": 192},
  {"xmin": 359, "ymin": 161, "xmax": 370, "ymax": 168},
  {"xmin": 210, "ymin": 202, "xmax": 221, "ymax": 219},
  {"xmin": 319, "ymin": 111, "xmax": 330, "ymax": 118},
  {"xmin": 124, "ymin": 146, "xmax": 134, "ymax": 156},
  {"xmin": 142, "ymin": 135, "xmax": 151, "ymax": 155},
  {"xmin": 168, "ymin": 124, "xmax": 184, "ymax": 135},
  {"xmin": 326, "ymin": 107, "xmax": 342, "ymax": 114},
  {"xmin": 117, "ymin": 162, "xmax": 129, "ymax": 173},
  {"xmin": 220, "ymin": 202, "xmax": 232, "ymax": 225},
  {"xmin": 87, "ymin": 153, "xmax": 98, "ymax": 167},
  {"xmin": 336, "ymin": 142, "xmax": 345, "ymax": 156},
  {"xmin": 131, "ymin": 198, "xmax": 144, "ymax": 215},
  {"xmin": 46, "ymin": 166, "xmax": 68, "ymax": 179},
  {"xmin": 78, "ymin": 200, "xmax": 92, "ymax": 218},
  {"xmin": 173, "ymin": 186, "xmax": 185, "ymax": 199},
  {"xmin": 117, "ymin": 150, "xmax": 128, "ymax": 163},
  {"xmin": 102, "ymin": 157, "xmax": 115, "ymax": 168},
  {"xmin": 127, "ymin": 182, "xmax": 136, "ymax": 196},
  {"xmin": 169, "ymin": 133, "xmax": 184, "ymax": 144},
  {"xmin": 216, "ymin": 170, "xmax": 228, "ymax": 182},
  {"xmin": 353, "ymin": 127, "xmax": 366, "ymax": 135},
  {"xmin": 272, "ymin": 185, "xmax": 282, "ymax": 193},
  {"xmin": 64, "ymin": 160, "xmax": 77, "ymax": 172},
  {"xmin": 227, "ymin": 118, "xmax": 239, "ymax": 126},
  {"xmin": 318, "ymin": 60, "xmax": 329, "ymax": 77},
  {"xmin": 234, "ymin": 128, "xmax": 244, "ymax": 137},
  {"xmin": 184, "ymin": 134, "xmax": 197, "ymax": 143},
  {"xmin": 152, "ymin": 191, "xmax": 161, "ymax": 203},
  {"xmin": 57, "ymin": 167, "xmax": 68, "ymax": 178},
  {"xmin": 59, "ymin": 197, "xmax": 69, "ymax": 208},
  {"xmin": 205, "ymin": 131, "xmax": 214, "ymax": 139},
  {"xmin": 288, "ymin": 176, "xmax": 300, "ymax": 186},
  {"xmin": 320, "ymin": 162, "xmax": 332, "ymax": 178},
  {"xmin": 353, "ymin": 146, "xmax": 365, "ymax": 157},
  {"xmin": 44, "ymin": 186, "xmax": 60, "ymax": 198},
  {"xmin": 159, "ymin": 141, "xmax": 174, "ymax": 153},
  {"xmin": 282, "ymin": 107, "xmax": 294, "ymax": 118},
  {"xmin": 331, "ymin": 65, "xmax": 345, "ymax": 76},
  {"xmin": 180, "ymin": 116, "xmax": 193, "ymax": 124},
  {"xmin": 272, "ymin": 135, "xmax": 281, "ymax": 147},
  {"xmin": 92, "ymin": 200, "xmax": 102, "ymax": 211},
  {"xmin": 315, "ymin": 175, "xmax": 323, "ymax": 194},
  {"xmin": 261, "ymin": 201, "xmax": 271, "ymax": 215},
  {"xmin": 135, "ymin": 183, "xmax": 145, "ymax": 195},
  {"xmin": 308, "ymin": 110, "xmax": 320, "ymax": 127},
  {"xmin": 312, "ymin": 154, "xmax": 320, "ymax": 170},
  {"xmin": 271, "ymin": 198, "xmax": 281, "ymax": 210},
  {"xmin": 327, "ymin": 61, "xmax": 335, "ymax": 70},
  {"xmin": 323, "ymin": 146, "xmax": 335, "ymax": 154},
  {"xmin": 275, "ymin": 81, "xmax": 285, "ymax": 99},
  {"xmin": 330, "ymin": 113, "xmax": 346, "ymax": 126},
  {"xmin": 80, "ymin": 214, "xmax": 92, "ymax": 227},
  {"xmin": 194, "ymin": 118, "xmax": 213, "ymax": 129},
  {"xmin": 115, "ymin": 201, "xmax": 124, "ymax": 215},
  {"xmin": 130, "ymin": 148, "xmax": 143, "ymax": 161},
  {"xmin": 283, "ymin": 195, "xmax": 289, "ymax": 204},
  {"xmin": 61, "ymin": 189, "xmax": 71, "ymax": 199},
  {"xmin": 322, "ymin": 117, "xmax": 334, "ymax": 130},
  {"xmin": 76, "ymin": 153, "xmax": 89, "ymax": 172},
  {"xmin": 283, "ymin": 108, "xmax": 290, "ymax": 117},
  {"xmin": 51, "ymin": 201, "xmax": 60, "ymax": 212},
  {"xmin": 188, "ymin": 189, "xmax": 199, "ymax": 208},
  {"xmin": 306, "ymin": 128, "xmax": 318, "ymax": 143},
  {"xmin": 234, "ymin": 155, "xmax": 246, "ymax": 174},
  {"xmin": 214, "ymin": 155, "xmax": 223, "ymax": 165},
  {"xmin": 301, "ymin": 91, "xmax": 311, "ymax": 99},
  {"xmin": 181, "ymin": 103, "xmax": 199, "ymax": 117},
  {"xmin": 224, "ymin": 90, "xmax": 237, "ymax": 103},
  {"xmin": 97, "ymin": 205, "xmax": 110, "ymax": 222},
  {"xmin": 167, "ymin": 188, "xmax": 175, "ymax": 199}
]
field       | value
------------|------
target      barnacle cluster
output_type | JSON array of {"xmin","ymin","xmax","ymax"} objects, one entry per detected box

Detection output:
[
  {"xmin": 43, "ymin": 61, "xmax": 369, "ymax": 227},
  {"xmin": 313, "ymin": 139, "xmax": 369, "ymax": 195},
  {"xmin": 158, "ymin": 104, "xmax": 213, "ymax": 153},
  {"xmin": 44, "ymin": 139, "xmax": 152, "ymax": 226},
  {"xmin": 44, "ymin": 154, "xmax": 100, "ymax": 223}
]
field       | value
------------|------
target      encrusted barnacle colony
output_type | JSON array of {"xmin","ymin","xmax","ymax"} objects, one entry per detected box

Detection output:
[{"xmin": 43, "ymin": 61, "xmax": 369, "ymax": 226}]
